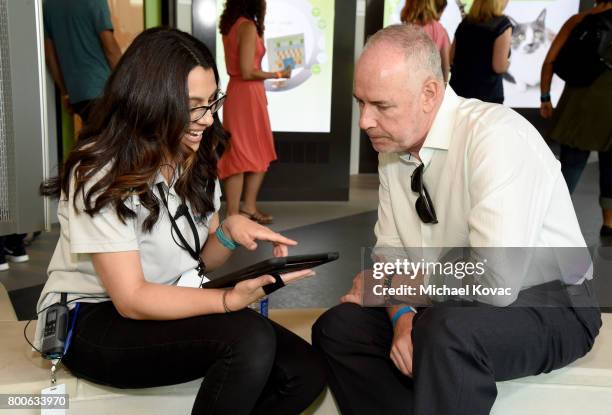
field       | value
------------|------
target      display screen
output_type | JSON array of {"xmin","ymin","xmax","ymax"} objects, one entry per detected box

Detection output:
[
  {"xmin": 47, "ymin": 310, "xmax": 56, "ymax": 323},
  {"xmin": 383, "ymin": 0, "xmax": 580, "ymax": 107},
  {"xmin": 215, "ymin": 0, "xmax": 335, "ymax": 132}
]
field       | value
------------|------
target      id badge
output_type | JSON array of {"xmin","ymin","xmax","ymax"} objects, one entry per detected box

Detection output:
[
  {"xmin": 177, "ymin": 268, "xmax": 210, "ymax": 288},
  {"xmin": 41, "ymin": 383, "xmax": 67, "ymax": 415}
]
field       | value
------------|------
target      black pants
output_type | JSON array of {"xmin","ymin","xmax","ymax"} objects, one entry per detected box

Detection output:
[
  {"xmin": 63, "ymin": 302, "xmax": 326, "ymax": 415},
  {"xmin": 0, "ymin": 233, "xmax": 26, "ymax": 250},
  {"xmin": 560, "ymin": 145, "xmax": 612, "ymax": 206},
  {"xmin": 312, "ymin": 288, "xmax": 601, "ymax": 415}
]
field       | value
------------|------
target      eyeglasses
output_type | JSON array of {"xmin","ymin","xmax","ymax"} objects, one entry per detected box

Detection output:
[
  {"xmin": 189, "ymin": 91, "xmax": 226, "ymax": 122},
  {"xmin": 411, "ymin": 163, "xmax": 438, "ymax": 224}
]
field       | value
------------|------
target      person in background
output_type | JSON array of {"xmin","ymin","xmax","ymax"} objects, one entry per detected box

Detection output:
[
  {"xmin": 401, "ymin": 0, "xmax": 451, "ymax": 81},
  {"xmin": 449, "ymin": 0, "xmax": 512, "ymax": 103},
  {"xmin": 218, "ymin": 0, "xmax": 291, "ymax": 224},
  {"xmin": 36, "ymin": 28, "xmax": 325, "ymax": 414},
  {"xmin": 540, "ymin": 0, "xmax": 612, "ymax": 236},
  {"xmin": 0, "ymin": 234, "xmax": 29, "ymax": 271},
  {"xmin": 434, "ymin": 0, "xmax": 450, "ymax": 22},
  {"xmin": 43, "ymin": 0, "xmax": 122, "ymax": 123},
  {"xmin": 434, "ymin": 0, "xmax": 448, "ymax": 16}
]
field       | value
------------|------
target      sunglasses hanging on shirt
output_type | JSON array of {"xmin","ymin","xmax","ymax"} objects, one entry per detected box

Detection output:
[
  {"xmin": 411, "ymin": 163, "xmax": 438, "ymax": 224},
  {"xmin": 156, "ymin": 183, "xmax": 207, "ymax": 286}
]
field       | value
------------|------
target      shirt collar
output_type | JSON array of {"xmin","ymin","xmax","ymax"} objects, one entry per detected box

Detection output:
[
  {"xmin": 154, "ymin": 167, "xmax": 182, "ymax": 195},
  {"xmin": 154, "ymin": 171, "xmax": 166, "ymax": 186},
  {"xmin": 399, "ymin": 86, "xmax": 461, "ymax": 166},
  {"xmin": 422, "ymin": 86, "xmax": 460, "ymax": 152}
]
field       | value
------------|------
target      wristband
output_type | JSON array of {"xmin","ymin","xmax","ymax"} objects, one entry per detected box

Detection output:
[
  {"xmin": 275, "ymin": 71, "xmax": 282, "ymax": 79},
  {"xmin": 391, "ymin": 306, "xmax": 417, "ymax": 327},
  {"xmin": 216, "ymin": 222, "xmax": 237, "ymax": 250},
  {"xmin": 540, "ymin": 93, "xmax": 551, "ymax": 103},
  {"xmin": 222, "ymin": 289, "xmax": 233, "ymax": 313}
]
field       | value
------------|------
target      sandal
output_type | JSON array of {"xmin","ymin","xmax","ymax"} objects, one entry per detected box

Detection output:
[{"xmin": 239, "ymin": 209, "xmax": 274, "ymax": 225}]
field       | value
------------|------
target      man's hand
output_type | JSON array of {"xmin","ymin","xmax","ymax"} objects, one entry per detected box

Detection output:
[
  {"xmin": 388, "ymin": 307, "xmax": 415, "ymax": 377},
  {"xmin": 341, "ymin": 270, "xmax": 386, "ymax": 306},
  {"xmin": 340, "ymin": 271, "xmax": 365, "ymax": 305}
]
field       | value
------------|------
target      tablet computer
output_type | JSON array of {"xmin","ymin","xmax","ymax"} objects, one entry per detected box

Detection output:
[{"xmin": 202, "ymin": 252, "xmax": 339, "ymax": 289}]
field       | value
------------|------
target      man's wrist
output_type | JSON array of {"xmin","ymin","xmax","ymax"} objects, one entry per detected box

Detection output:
[
  {"xmin": 391, "ymin": 305, "xmax": 417, "ymax": 327},
  {"xmin": 383, "ymin": 274, "xmax": 402, "ymax": 305},
  {"xmin": 540, "ymin": 92, "xmax": 551, "ymax": 103}
]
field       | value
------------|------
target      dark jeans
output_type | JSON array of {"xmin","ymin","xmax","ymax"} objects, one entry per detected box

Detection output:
[
  {"xmin": 62, "ymin": 302, "xmax": 326, "ymax": 415},
  {"xmin": 560, "ymin": 145, "xmax": 612, "ymax": 208},
  {"xmin": 312, "ymin": 285, "xmax": 601, "ymax": 415}
]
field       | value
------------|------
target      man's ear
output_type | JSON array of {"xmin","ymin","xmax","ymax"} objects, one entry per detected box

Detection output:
[{"xmin": 421, "ymin": 78, "xmax": 443, "ymax": 113}]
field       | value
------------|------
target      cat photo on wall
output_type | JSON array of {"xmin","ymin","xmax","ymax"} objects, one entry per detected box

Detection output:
[
  {"xmin": 504, "ymin": 9, "xmax": 557, "ymax": 91},
  {"xmin": 387, "ymin": 0, "xmax": 579, "ymax": 107}
]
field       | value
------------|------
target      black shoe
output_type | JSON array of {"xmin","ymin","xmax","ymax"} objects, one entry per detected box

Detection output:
[
  {"xmin": 0, "ymin": 251, "xmax": 8, "ymax": 271},
  {"xmin": 600, "ymin": 225, "xmax": 612, "ymax": 238},
  {"xmin": 3, "ymin": 242, "xmax": 29, "ymax": 263}
]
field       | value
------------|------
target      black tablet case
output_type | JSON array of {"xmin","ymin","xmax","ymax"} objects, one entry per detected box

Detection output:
[{"xmin": 202, "ymin": 252, "xmax": 339, "ymax": 289}]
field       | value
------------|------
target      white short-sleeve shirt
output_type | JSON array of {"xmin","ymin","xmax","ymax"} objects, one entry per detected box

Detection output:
[{"xmin": 34, "ymin": 165, "xmax": 221, "ymax": 348}]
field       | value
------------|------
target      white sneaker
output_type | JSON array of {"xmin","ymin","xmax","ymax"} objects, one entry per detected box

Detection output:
[
  {"xmin": 7, "ymin": 254, "xmax": 29, "ymax": 263},
  {"xmin": 3, "ymin": 246, "xmax": 29, "ymax": 263}
]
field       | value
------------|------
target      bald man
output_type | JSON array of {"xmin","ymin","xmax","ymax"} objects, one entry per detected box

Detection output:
[{"xmin": 312, "ymin": 25, "xmax": 601, "ymax": 415}]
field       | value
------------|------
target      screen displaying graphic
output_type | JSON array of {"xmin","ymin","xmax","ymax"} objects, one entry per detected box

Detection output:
[
  {"xmin": 266, "ymin": 33, "xmax": 306, "ymax": 72},
  {"xmin": 383, "ymin": 0, "xmax": 580, "ymax": 108},
  {"xmin": 216, "ymin": 0, "xmax": 335, "ymax": 132}
]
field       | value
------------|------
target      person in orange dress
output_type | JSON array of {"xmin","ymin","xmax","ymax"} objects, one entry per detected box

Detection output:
[{"xmin": 218, "ymin": 0, "xmax": 291, "ymax": 224}]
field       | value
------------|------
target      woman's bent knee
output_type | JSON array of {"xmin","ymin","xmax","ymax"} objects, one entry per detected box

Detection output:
[{"xmin": 224, "ymin": 310, "xmax": 277, "ymax": 371}]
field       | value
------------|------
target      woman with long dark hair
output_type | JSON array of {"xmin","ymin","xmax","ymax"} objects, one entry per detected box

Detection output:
[
  {"xmin": 35, "ymin": 28, "xmax": 325, "ymax": 414},
  {"xmin": 218, "ymin": 0, "xmax": 290, "ymax": 224}
]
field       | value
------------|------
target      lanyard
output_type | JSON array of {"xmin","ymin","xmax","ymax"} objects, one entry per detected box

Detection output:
[
  {"xmin": 156, "ymin": 183, "xmax": 206, "ymax": 277},
  {"xmin": 63, "ymin": 302, "xmax": 80, "ymax": 355}
]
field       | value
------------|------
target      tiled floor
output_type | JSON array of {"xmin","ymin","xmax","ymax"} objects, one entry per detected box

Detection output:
[{"xmin": 2, "ymin": 159, "xmax": 611, "ymax": 320}]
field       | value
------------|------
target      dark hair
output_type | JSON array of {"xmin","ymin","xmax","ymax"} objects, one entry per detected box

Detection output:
[
  {"xmin": 219, "ymin": 0, "xmax": 266, "ymax": 37},
  {"xmin": 433, "ymin": 0, "xmax": 447, "ymax": 17},
  {"xmin": 41, "ymin": 28, "xmax": 228, "ymax": 232}
]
